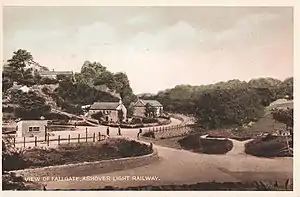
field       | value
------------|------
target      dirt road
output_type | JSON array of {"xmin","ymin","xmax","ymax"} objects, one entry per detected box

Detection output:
[{"xmin": 41, "ymin": 118, "xmax": 292, "ymax": 190}]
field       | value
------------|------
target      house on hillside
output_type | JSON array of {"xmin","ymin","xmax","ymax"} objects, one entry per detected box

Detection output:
[
  {"xmin": 16, "ymin": 120, "xmax": 48, "ymax": 137},
  {"xmin": 39, "ymin": 70, "xmax": 73, "ymax": 79},
  {"xmin": 88, "ymin": 100, "xmax": 127, "ymax": 122},
  {"xmin": 132, "ymin": 99, "xmax": 163, "ymax": 117}
]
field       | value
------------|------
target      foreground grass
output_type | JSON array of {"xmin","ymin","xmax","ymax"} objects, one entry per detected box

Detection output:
[
  {"xmin": 3, "ymin": 138, "xmax": 152, "ymax": 171},
  {"xmin": 48, "ymin": 180, "xmax": 293, "ymax": 191}
]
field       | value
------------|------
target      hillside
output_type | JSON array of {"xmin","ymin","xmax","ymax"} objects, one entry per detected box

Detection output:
[
  {"xmin": 243, "ymin": 99, "xmax": 293, "ymax": 135},
  {"xmin": 2, "ymin": 49, "xmax": 136, "ymax": 121}
]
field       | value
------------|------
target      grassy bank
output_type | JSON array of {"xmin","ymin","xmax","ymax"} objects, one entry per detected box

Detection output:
[
  {"xmin": 245, "ymin": 135, "xmax": 293, "ymax": 157},
  {"xmin": 3, "ymin": 138, "xmax": 152, "ymax": 171},
  {"xmin": 178, "ymin": 134, "xmax": 233, "ymax": 154}
]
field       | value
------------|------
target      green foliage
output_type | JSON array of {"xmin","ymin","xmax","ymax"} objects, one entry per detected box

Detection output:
[
  {"xmin": 147, "ymin": 78, "xmax": 293, "ymax": 130},
  {"xmin": 11, "ymin": 91, "xmax": 51, "ymax": 119},
  {"xmin": 142, "ymin": 117, "xmax": 158, "ymax": 124},
  {"xmin": 245, "ymin": 136, "xmax": 293, "ymax": 157},
  {"xmin": 131, "ymin": 117, "xmax": 142, "ymax": 124},
  {"xmin": 272, "ymin": 108, "xmax": 293, "ymax": 134},
  {"xmin": 127, "ymin": 105, "xmax": 134, "ymax": 118},
  {"xmin": 91, "ymin": 111, "xmax": 104, "ymax": 121},
  {"xmin": 74, "ymin": 61, "xmax": 136, "ymax": 108},
  {"xmin": 2, "ymin": 49, "xmax": 46, "ymax": 91},
  {"xmin": 56, "ymin": 78, "xmax": 119, "ymax": 108},
  {"xmin": 7, "ymin": 49, "xmax": 33, "ymax": 70},
  {"xmin": 118, "ymin": 110, "xmax": 124, "ymax": 122}
]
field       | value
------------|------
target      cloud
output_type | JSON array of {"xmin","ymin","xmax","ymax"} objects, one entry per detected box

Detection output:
[
  {"xmin": 126, "ymin": 14, "xmax": 152, "ymax": 25},
  {"xmin": 3, "ymin": 8, "xmax": 292, "ymax": 94}
]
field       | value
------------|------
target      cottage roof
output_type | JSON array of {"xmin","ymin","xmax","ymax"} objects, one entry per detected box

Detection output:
[
  {"xmin": 141, "ymin": 99, "xmax": 163, "ymax": 107},
  {"xmin": 39, "ymin": 71, "xmax": 73, "ymax": 75},
  {"xmin": 10, "ymin": 85, "xmax": 22, "ymax": 90},
  {"xmin": 90, "ymin": 102, "xmax": 120, "ymax": 110}
]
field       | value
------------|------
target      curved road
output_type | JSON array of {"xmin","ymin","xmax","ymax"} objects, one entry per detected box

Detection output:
[{"xmin": 41, "ymin": 117, "xmax": 292, "ymax": 189}]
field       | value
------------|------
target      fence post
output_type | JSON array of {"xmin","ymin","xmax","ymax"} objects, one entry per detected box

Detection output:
[
  {"xmin": 13, "ymin": 137, "xmax": 16, "ymax": 147},
  {"xmin": 44, "ymin": 126, "xmax": 47, "ymax": 142},
  {"xmin": 35, "ymin": 136, "xmax": 37, "ymax": 147},
  {"xmin": 47, "ymin": 135, "xmax": 49, "ymax": 146},
  {"xmin": 58, "ymin": 135, "xmax": 60, "ymax": 145},
  {"xmin": 68, "ymin": 135, "xmax": 70, "ymax": 144},
  {"xmin": 98, "ymin": 132, "xmax": 101, "ymax": 141},
  {"xmin": 93, "ymin": 133, "xmax": 95, "ymax": 142},
  {"xmin": 86, "ymin": 130, "xmax": 88, "ymax": 143},
  {"xmin": 23, "ymin": 137, "xmax": 25, "ymax": 148},
  {"xmin": 78, "ymin": 134, "xmax": 80, "ymax": 143}
]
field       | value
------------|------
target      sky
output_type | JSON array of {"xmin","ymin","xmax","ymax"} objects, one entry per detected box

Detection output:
[{"xmin": 3, "ymin": 6, "xmax": 293, "ymax": 94}]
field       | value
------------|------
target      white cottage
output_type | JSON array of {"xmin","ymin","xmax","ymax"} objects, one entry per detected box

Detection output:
[
  {"xmin": 16, "ymin": 120, "xmax": 48, "ymax": 137},
  {"xmin": 133, "ymin": 99, "xmax": 163, "ymax": 117},
  {"xmin": 88, "ymin": 100, "xmax": 127, "ymax": 122}
]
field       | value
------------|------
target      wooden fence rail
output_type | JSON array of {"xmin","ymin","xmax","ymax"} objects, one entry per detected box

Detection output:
[{"xmin": 13, "ymin": 132, "xmax": 106, "ymax": 147}]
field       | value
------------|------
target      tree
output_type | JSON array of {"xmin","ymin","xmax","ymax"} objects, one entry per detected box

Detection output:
[
  {"xmin": 144, "ymin": 103, "xmax": 151, "ymax": 117},
  {"xmin": 3, "ymin": 49, "xmax": 38, "ymax": 89},
  {"xmin": 118, "ymin": 110, "xmax": 124, "ymax": 122},
  {"xmin": 94, "ymin": 71, "xmax": 116, "ymax": 89},
  {"xmin": 11, "ymin": 91, "xmax": 51, "ymax": 119},
  {"xmin": 127, "ymin": 105, "xmax": 134, "ymax": 118},
  {"xmin": 7, "ymin": 49, "xmax": 33, "ymax": 70},
  {"xmin": 144, "ymin": 103, "xmax": 156, "ymax": 118},
  {"xmin": 272, "ymin": 108, "xmax": 293, "ymax": 135},
  {"xmin": 91, "ymin": 111, "xmax": 104, "ymax": 121}
]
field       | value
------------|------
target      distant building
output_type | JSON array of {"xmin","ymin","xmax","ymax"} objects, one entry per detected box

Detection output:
[
  {"xmin": 16, "ymin": 120, "xmax": 48, "ymax": 137},
  {"xmin": 39, "ymin": 70, "xmax": 73, "ymax": 79},
  {"xmin": 8, "ymin": 82, "xmax": 31, "ymax": 93},
  {"xmin": 133, "ymin": 99, "xmax": 163, "ymax": 117},
  {"xmin": 88, "ymin": 100, "xmax": 127, "ymax": 122},
  {"xmin": 19, "ymin": 85, "xmax": 30, "ymax": 93}
]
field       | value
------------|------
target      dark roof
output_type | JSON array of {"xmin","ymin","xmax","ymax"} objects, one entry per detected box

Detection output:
[
  {"xmin": 39, "ymin": 71, "xmax": 73, "ymax": 75},
  {"xmin": 90, "ymin": 102, "xmax": 120, "ymax": 110},
  {"xmin": 141, "ymin": 100, "xmax": 163, "ymax": 107}
]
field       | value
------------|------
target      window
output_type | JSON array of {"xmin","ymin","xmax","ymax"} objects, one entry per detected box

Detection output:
[
  {"xmin": 33, "ymin": 127, "xmax": 40, "ymax": 132},
  {"xmin": 29, "ymin": 126, "xmax": 40, "ymax": 132}
]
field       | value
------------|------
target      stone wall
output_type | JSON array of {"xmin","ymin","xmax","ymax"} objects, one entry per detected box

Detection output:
[{"xmin": 12, "ymin": 148, "xmax": 159, "ymax": 180}]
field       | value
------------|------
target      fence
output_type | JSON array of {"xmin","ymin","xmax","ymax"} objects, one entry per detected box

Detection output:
[
  {"xmin": 146, "ymin": 124, "xmax": 189, "ymax": 133},
  {"xmin": 10, "ymin": 130, "xmax": 106, "ymax": 148}
]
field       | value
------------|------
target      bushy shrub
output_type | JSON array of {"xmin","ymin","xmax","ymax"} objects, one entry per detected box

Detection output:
[
  {"xmin": 131, "ymin": 117, "xmax": 142, "ymax": 124},
  {"xmin": 142, "ymin": 117, "xmax": 158, "ymax": 124},
  {"xmin": 91, "ymin": 111, "xmax": 104, "ymax": 120},
  {"xmin": 178, "ymin": 134, "xmax": 233, "ymax": 154},
  {"xmin": 41, "ymin": 87, "xmax": 49, "ymax": 94},
  {"xmin": 142, "ymin": 131, "xmax": 155, "ymax": 138},
  {"xmin": 245, "ymin": 136, "xmax": 292, "ymax": 157}
]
